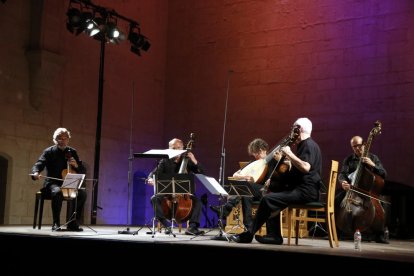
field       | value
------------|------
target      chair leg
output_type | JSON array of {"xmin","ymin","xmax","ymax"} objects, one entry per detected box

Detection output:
[
  {"xmin": 33, "ymin": 193, "xmax": 40, "ymax": 229},
  {"xmin": 294, "ymin": 209, "xmax": 300, "ymax": 245},
  {"xmin": 38, "ymin": 197, "xmax": 45, "ymax": 230},
  {"xmin": 287, "ymin": 208, "xmax": 293, "ymax": 245},
  {"xmin": 329, "ymin": 212, "xmax": 339, "ymax": 247}
]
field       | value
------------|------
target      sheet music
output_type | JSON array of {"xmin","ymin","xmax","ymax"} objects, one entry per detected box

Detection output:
[
  {"xmin": 135, "ymin": 149, "xmax": 186, "ymax": 159},
  {"xmin": 195, "ymin": 174, "xmax": 228, "ymax": 196},
  {"xmin": 62, "ymin": 173, "xmax": 85, "ymax": 189}
]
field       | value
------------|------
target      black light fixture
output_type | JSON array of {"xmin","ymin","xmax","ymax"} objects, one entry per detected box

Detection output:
[
  {"xmin": 128, "ymin": 23, "xmax": 151, "ymax": 56},
  {"xmin": 66, "ymin": 7, "xmax": 82, "ymax": 34},
  {"xmin": 67, "ymin": 0, "xmax": 149, "ymax": 56}
]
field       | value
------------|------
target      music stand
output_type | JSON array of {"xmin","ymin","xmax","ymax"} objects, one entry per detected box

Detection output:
[
  {"xmin": 195, "ymin": 174, "xmax": 230, "ymax": 240},
  {"xmin": 223, "ymin": 178, "xmax": 254, "ymax": 234},
  {"xmin": 126, "ymin": 149, "xmax": 185, "ymax": 236},
  {"xmin": 155, "ymin": 173, "xmax": 194, "ymax": 237},
  {"xmin": 56, "ymin": 173, "xmax": 85, "ymax": 231}
]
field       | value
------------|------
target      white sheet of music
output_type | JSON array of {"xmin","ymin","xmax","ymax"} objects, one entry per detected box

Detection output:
[
  {"xmin": 195, "ymin": 174, "xmax": 228, "ymax": 196},
  {"xmin": 143, "ymin": 149, "xmax": 186, "ymax": 159}
]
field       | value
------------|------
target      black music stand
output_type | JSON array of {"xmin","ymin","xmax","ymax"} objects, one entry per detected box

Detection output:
[
  {"xmin": 55, "ymin": 173, "xmax": 96, "ymax": 232},
  {"xmin": 125, "ymin": 149, "xmax": 185, "ymax": 236},
  {"xmin": 155, "ymin": 173, "xmax": 194, "ymax": 237},
  {"xmin": 223, "ymin": 178, "xmax": 254, "ymax": 234},
  {"xmin": 195, "ymin": 174, "xmax": 229, "ymax": 240}
]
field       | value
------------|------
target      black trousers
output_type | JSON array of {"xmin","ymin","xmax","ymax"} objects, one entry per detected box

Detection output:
[
  {"xmin": 46, "ymin": 184, "xmax": 87, "ymax": 225},
  {"xmin": 250, "ymin": 188, "xmax": 311, "ymax": 238}
]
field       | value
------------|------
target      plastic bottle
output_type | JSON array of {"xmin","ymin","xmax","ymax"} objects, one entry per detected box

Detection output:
[{"xmin": 354, "ymin": 229, "xmax": 362, "ymax": 251}]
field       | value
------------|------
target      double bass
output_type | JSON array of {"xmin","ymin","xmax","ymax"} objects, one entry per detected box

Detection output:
[
  {"xmin": 161, "ymin": 133, "xmax": 195, "ymax": 223},
  {"xmin": 336, "ymin": 121, "xmax": 386, "ymax": 234}
]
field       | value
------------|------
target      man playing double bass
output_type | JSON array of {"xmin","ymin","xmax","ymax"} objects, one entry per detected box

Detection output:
[
  {"xmin": 147, "ymin": 138, "xmax": 205, "ymax": 236},
  {"xmin": 336, "ymin": 135, "xmax": 389, "ymax": 243}
]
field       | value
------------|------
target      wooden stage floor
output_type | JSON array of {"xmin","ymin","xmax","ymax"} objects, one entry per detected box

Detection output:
[{"xmin": 1, "ymin": 225, "xmax": 413, "ymax": 274}]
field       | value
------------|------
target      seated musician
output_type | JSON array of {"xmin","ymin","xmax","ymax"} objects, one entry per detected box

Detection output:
[
  {"xmin": 231, "ymin": 118, "xmax": 322, "ymax": 244},
  {"xmin": 210, "ymin": 138, "xmax": 291, "ymax": 231},
  {"xmin": 336, "ymin": 135, "xmax": 389, "ymax": 243},
  {"xmin": 147, "ymin": 138, "xmax": 205, "ymax": 236},
  {"xmin": 31, "ymin": 127, "xmax": 87, "ymax": 232}
]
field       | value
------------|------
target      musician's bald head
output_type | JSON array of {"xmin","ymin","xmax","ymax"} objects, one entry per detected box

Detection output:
[
  {"xmin": 169, "ymin": 138, "xmax": 184, "ymax": 150},
  {"xmin": 294, "ymin": 117, "xmax": 312, "ymax": 135}
]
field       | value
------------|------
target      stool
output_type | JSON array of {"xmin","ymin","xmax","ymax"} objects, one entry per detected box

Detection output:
[{"xmin": 33, "ymin": 190, "xmax": 73, "ymax": 229}]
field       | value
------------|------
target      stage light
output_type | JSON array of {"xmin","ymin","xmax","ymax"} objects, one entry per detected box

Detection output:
[
  {"xmin": 128, "ymin": 24, "xmax": 151, "ymax": 55},
  {"xmin": 66, "ymin": 0, "xmax": 150, "ymax": 55},
  {"xmin": 66, "ymin": 8, "xmax": 82, "ymax": 34}
]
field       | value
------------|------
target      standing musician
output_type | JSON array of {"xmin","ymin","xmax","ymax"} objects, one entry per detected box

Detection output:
[
  {"xmin": 210, "ymin": 138, "xmax": 291, "ymax": 231},
  {"xmin": 147, "ymin": 138, "xmax": 205, "ymax": 236},
  {"xmin": 336, "ymin": 135, "xmax": 389, "ymax": 243},
  {"xmin": 231, "ymin": 117, "xmax": 323, "ymax": 244},
  {"xmin": 31, "ymin": 127, "xmax": 87, "ymax": 231}
]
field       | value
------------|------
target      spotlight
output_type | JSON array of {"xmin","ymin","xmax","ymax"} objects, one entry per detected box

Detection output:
[
  {"xmin": 128, "ymin": 24, "xmax": 151, "ymax": 55},
  {"xmin": 84, "ymin": 16, "xmax": 106, "ymax": 41},
  {"xmin": 66, "ymin": 0, "xmax": 150, "ymax": 56},
  {"xmin": 66, "ymin": 8, "xmax": 82, "ymax": 34}
]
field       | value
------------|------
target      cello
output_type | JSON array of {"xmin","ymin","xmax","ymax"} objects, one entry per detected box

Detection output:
[
  {"xmin": 336, "ymin": 121, "xmax": 386, "ymax": 234},
  {"xmin": 161, "ymin": 133, "xmax": 195, "ymax": 223}
]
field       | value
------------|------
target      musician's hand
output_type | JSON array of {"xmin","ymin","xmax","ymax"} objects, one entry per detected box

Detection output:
[
  {"xmin": 280, "ymin": 146, "xmax": 292, "ymax": 157},
  {"xmin": 341, "ymin": 181, "xmax": 350, "ymax": 191},
  {"xmin": 147, "ymin": 178, "xmax": 155, "ymax": 186},
  {"xmin": 68, "ymin": 157, "xmax": 78, "ymax": 169},
  {"xmin": 31, "ymin": 172, "xmax": 40, "ymax": 181},
  {"xmin": 187, "ymin": 152, "xmax": 198, "ymax": 165},
  {"xmin": 274, "ymin": 151, "xmax": 283, "ymax": 161},
  {"xmin": 361, "ymin": 157, "xmax": 375, "ymax": 168}
]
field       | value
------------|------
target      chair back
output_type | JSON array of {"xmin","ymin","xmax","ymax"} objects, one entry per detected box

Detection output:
[{"xmin": 326, "ymin": 160, "xmax": 339, "ymax": 214}]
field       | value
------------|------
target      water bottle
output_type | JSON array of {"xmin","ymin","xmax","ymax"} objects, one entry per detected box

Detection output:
[{"xmin": 354, "ymin": 229, "xmax": 362, "ymax": 251}]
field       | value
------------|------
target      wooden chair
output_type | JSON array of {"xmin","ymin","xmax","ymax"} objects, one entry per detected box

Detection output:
[{"xmin": 286, "ymin": 160, "xmax": 339, "ymax": 248}]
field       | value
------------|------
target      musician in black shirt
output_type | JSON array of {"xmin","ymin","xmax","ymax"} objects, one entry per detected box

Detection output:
[
  {"xmin": 147, "ymin": 138, "xmax": 205, "ymax": 236},
  {"xmin": 31, "ymin": 128, "xmax": 87, "ymax": 232},
  {"xmin": 231, "ymin": 118, "xmax": 323, "ymax": 244},
  {"xmin": 336, "ymin": 135, "xmax": 388, "ymax": 243}
]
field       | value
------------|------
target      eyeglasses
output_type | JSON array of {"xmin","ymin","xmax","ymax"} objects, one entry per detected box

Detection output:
[{"xmin": 352, "ymin": 144, "xmax": 363, "ymax": 148}]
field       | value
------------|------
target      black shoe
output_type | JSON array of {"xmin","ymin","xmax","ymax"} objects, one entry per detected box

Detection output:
[
  {"xmin": 185, "ymin": 227, "xmax": 205, "ymax": 236},
  {"xmin": 52, "ymin": 223, "xmax": 61, "ymax": 231},
  {"xmin": 67, "ymin": 225, "xmax": 83, "ymax": 232},
  {"xmin": 165, "ymin": 227, "xmax": 172, "ymax": 235},
  {"xmin": 67, "ymin": 222, "xmax": 83, "ymax": 232},
  {"xmin": 230, "ymin": 231, "xmax": 254, "ymax": 243},
  {"xmin": 255, "ymin": 235, "xmax": 283, "ymax": 245}
]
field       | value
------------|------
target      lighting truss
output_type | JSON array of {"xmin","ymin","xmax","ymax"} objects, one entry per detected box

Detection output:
[{"xmin": 66, "ymin": 0, "xmax": 150, "ymax": 56}]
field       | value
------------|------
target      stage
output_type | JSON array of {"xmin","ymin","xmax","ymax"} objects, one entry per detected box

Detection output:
[{"xmin": 1, "ymin": 225, "xmax": 413, "ymax": 274}]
